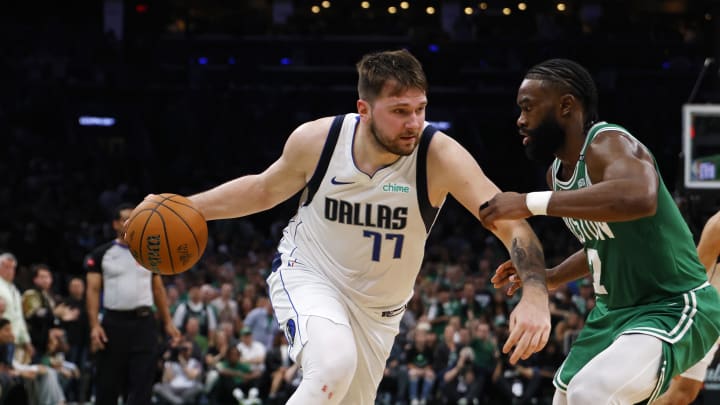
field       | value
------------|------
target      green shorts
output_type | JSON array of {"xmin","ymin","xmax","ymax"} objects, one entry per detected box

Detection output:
[{"xmin": 554, "ymin": 283, "xmax": 720, "ymax": 402}]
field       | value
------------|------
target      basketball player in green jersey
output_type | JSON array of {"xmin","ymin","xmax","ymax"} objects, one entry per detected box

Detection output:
[
  {"xmin": 655, "ymin": 209, "xmax": 720, "ymax": 405},
  {"xmin": 479, "ymin": 59, "xmax": 720, "ymax": 404}
]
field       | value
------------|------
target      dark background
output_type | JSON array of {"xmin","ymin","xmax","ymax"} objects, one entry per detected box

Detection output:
[{"xmin": 1, "ymin": 0, "xmax": 720, "ymax": 276}]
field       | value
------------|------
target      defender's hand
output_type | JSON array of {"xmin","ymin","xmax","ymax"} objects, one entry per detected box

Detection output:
[
  {"xmin": 491, "ymin": 260, "xmax": 523, "ymax": 296},
  {"xmin": 479, "ymin": 192, "xmax": 532, "ymax": 230}
]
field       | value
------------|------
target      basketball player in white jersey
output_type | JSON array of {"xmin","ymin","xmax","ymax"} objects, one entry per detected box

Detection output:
[
  {"xmin": 655, "ymin": 209, "xmax": 720, "ymax": 405},
  {"xmin": 180, "ymin": 49, "xmax": 551, "ymax": 404}
]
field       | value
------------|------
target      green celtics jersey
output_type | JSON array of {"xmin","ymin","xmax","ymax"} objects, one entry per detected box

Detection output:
[{"xmin": 551, "ymin": 122, "xmax": 708, "ymax": 309}]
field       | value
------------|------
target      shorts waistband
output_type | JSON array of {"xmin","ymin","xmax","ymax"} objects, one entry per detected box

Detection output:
[
  {"xmin": 381, "ymin": 305, "xmax": 406, "ymax": 318},
  {"xmin": 104, "ymin": 306, "xmax": 153, "ymax": 319}
]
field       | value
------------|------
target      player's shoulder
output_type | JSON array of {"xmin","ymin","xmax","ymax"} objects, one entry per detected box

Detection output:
[
  {"xmin": 287, "ymin": 115, "xmax": 344, "ymax": 150},
  {"xmin": 423, "ymin": 128, "xmax": 456, "ymax": 153},
  {"xmin": 706, "ymin": 210, "xmax": 720, "ymax": 230},
  {"xmin": 586, "ymin": 122, "xmax": 649, "ymax": 161}
]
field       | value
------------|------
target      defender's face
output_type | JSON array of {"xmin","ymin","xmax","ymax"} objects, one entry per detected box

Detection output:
[
  {"xmin": 364, "ymin": 82, "xmax": 427, "ymax": 156},
  {"xmin": 516, "ymin": 79, "xmax": 566, "ymax": 162}
]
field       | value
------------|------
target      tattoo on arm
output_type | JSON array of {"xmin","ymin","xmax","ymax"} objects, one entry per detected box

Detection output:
[{"xmin": 511, "ymin": 237, "xmax": 546, "ymax": 286}]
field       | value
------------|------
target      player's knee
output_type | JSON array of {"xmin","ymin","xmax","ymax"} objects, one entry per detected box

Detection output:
[
  {"xmin": 318, "ymin": 343, "xmax": 357, "ymax": 384},
  {"xmin": 656, "ymin": 379, "xmax": 701, "ymax": 405}
]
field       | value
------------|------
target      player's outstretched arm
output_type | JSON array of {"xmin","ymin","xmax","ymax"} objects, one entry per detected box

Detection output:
[
  {"xmin": 189, "ymin": 117, "xmax": 333, "ymax": 221},
  {"xmin": 426, "ymin": 131, "xmax": 551, "ymax": 365},
  {"xmin": 479, "ymin": 130, "xmax": 659, "ymax": 226}
]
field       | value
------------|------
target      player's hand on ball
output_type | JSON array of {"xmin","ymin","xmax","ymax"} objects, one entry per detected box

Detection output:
[{"xmin": 124, "ymin": 194, "xmax": 207, "ymax": 275}]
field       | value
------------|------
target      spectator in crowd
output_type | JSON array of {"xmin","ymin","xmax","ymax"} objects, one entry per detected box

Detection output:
[
  {"xmin": 21, "ymin": 264, "xmax": 64, "ymax": 362},
  {"xmin": 153, "ymin": 339, "xmax": 204, "ymax": 405},
  {"xmin": 265, "ymin": 330, "xmax": 291, "ymax": 403},
  {"xmin": 406, "ymin": 322, "xmax": 436, "ymax": 405},
  {"xmin": 213, "ymin": 345, "xmax": 261, "ymax": 404},
  {"xmin": 236, "ymin": 326, "xmax": 266, "ymax": 392},
  {"xmin": 242, "ymin": 295, "xmax": 278, "ymax": 349},
  {"xmin": 40, "ymin": 327, "xmax": 79, "ymax": 395},
  {"xmin": 173, "ymin": 283, "xmax": 218, "ymax": 347},
  {"xmin": 204, "ymin": 329, "xmax": 232, "ymax": 395},
  {"xmin": 441, "ymin": 346, "xmax": 482, "ymax": 404},
  {"xmin": 458, "ymin": 281, "xmax": 486, "ymax": 326},
  {"xmin": 0, "ymin": 318, "xmax": 28, "ymax": 404},
  {"xmin": 0, "ymin": 253, "xmax": 34, "ymax": 364},
  {"xmin": 59, "ymin": 276, "xmax": 90, "ymax": 402},
  {"xmin": 210, "ymin": 282, "xmax": 240, "ymax": 332},
  {"xmin": 182, "ymin": 317, "xmax": 209, "ymax": 360}
]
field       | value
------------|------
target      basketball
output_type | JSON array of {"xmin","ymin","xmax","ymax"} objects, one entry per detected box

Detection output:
[{"xmin": 124, "ymin": 194, "xmax": 208, "ymax": 275}]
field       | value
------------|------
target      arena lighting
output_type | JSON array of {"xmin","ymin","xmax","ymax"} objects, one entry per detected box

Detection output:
[
  {"xmin": 135, "ymin": 3, "xmax": 148, "ymax": 13},
  {"xmin": 518, "ymin": 2, "xmax": 527, "ymax": 11},
  {"xmin": 388, "ymin": 6, "xmax": 397, "ymax": 14},
  {"xmin": 502, "ymin": 7, "xmax": 511, "ymax": 15},
  {"xmin": 400, "ymin": 1, "xmax": 409, "ymax": 9},
  {"xmin": 426, "ymin": 6, "xmax": 435, "ymax": 15},
  {"xmin": 706, "ymin": 13, "xmax": 712, "ymax": 21},
  {"xmin": 428, "ymin": 44, "xmax": 439, "ymax": 53},
  {"xmin": 198, "ymin": 57, "xmax": 208, "ymax": 65},
  {"xmin": 321, "ymin": 0, "xmax": 331, "ymax": 8},
  {"xmin": 557, "ymin": 2, "xmax": 566, "ymax": 12},
  {"xmin": 464, "ymin": 7, "xmax": 473, "ymax": 15},
  {"xmin": 311, "ymin": 5, "xmax": 321, "ymax": 13},
  {"xmin": 428, "ymin": 120, "xmax": 451, "ymax": 131},
  {"xmin": 479, "ymin": 2, "xmax": 488, "ymax": 11},
  {"xmin": 228, "ymin": 57, "xmax": 236, "ymax": 65},
  {"xmin": 280, "ymin": 57, "xmax": 292, "ymax": 65},
  {"xmin": 361, "ymin": 1, "xmax": 370, "ymax": 9},
  {"xmin": 78, "ymin": 116, "xmax": 116, "ymax": 127}
]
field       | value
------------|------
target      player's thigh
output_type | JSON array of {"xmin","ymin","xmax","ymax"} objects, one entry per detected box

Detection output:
[
  {"xmin": 681, "ymin": 341, "xmax": 718, "ymax": 381},
  {"xmin": 268, "ymin": 268, "xmax": 351, "ymax": 362},
  {"xmin": 567, "ymin": 334, "xmax": 662, "ymax": 404},
  {"xmin": 340, "ymin": 303, "xmax": 402, "ymax": 405}
]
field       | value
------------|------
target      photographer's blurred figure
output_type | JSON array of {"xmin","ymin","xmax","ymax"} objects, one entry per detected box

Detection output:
[
  {"xmin": 441, "ymin": 346, "xmax": 482, "ymax": 405},
  {"xmin": 153, "ymin": 339, "xmax": 204, "ymax": 405}
]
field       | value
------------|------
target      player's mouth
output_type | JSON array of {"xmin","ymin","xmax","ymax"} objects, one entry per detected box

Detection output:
[{"xmin": 519, "ymin": 130, "xmax": 532, "ymax": 145}]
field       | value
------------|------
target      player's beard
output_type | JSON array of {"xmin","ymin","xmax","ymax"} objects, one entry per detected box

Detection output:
[
  {"xmin": 369, "ymin": 120, "xmax": 417, "ymax": 156},
  {"xmin": 524, "ymin": 113, "xmax": 566, "ymax": 163}
]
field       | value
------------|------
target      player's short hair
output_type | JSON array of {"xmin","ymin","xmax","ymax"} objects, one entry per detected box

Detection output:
[
  {"xmin": 356, "ymin": 49, "xmax": 428, "ymax": 102},
  {"xmin": 0, "ymin": 318, "xmax": 9, "ymax": 329},
  {"xmin": 525, "ymin": 59, "xmax": 599, "ymax": 132}
]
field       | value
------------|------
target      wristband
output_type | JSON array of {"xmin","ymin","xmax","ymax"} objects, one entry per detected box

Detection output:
[{"xmin": 525, "ymin": 191, "xmax": 552, "ymax": 216}]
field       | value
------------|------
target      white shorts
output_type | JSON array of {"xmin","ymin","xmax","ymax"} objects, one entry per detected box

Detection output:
[
  {"xmin": 267, "ymin": 261, "xmax": 404, "ymax": 404},
  {"xmin": 680, "ymin": 340, "xmax": 719, "ymax": 381}
]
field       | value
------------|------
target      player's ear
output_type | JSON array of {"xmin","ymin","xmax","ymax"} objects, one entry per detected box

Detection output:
[
  {"xmin": 357, "ymin": 99, "xmax": 370, "ymax": 118},
  {"xmin": 560, "ymin": 94, "xmax": 575, "ymax": 117}
]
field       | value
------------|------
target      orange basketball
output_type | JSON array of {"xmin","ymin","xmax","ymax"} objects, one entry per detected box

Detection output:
[{"xmin": 125, "ymin": 194, "xmax": 208, "ymax": 275}]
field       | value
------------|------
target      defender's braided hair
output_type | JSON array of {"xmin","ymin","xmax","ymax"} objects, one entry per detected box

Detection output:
[{"xmin": 526, "ymin": 59, "xmax": 599, "ymax": 133}]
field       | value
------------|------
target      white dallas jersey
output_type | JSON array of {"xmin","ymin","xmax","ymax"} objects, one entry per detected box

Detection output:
[{"xmin": 275, "ymin": 113, "xmax": 443, "ymax": 308}]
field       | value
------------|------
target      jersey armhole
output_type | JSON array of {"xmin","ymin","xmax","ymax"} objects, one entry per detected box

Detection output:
[
  {"xmin": 301, "ymin": 115, "xmax": 345, "ymax": 206},
  {"xmin": 417, "ymin": 125, "xmax": 440, "ymax": 233}
]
